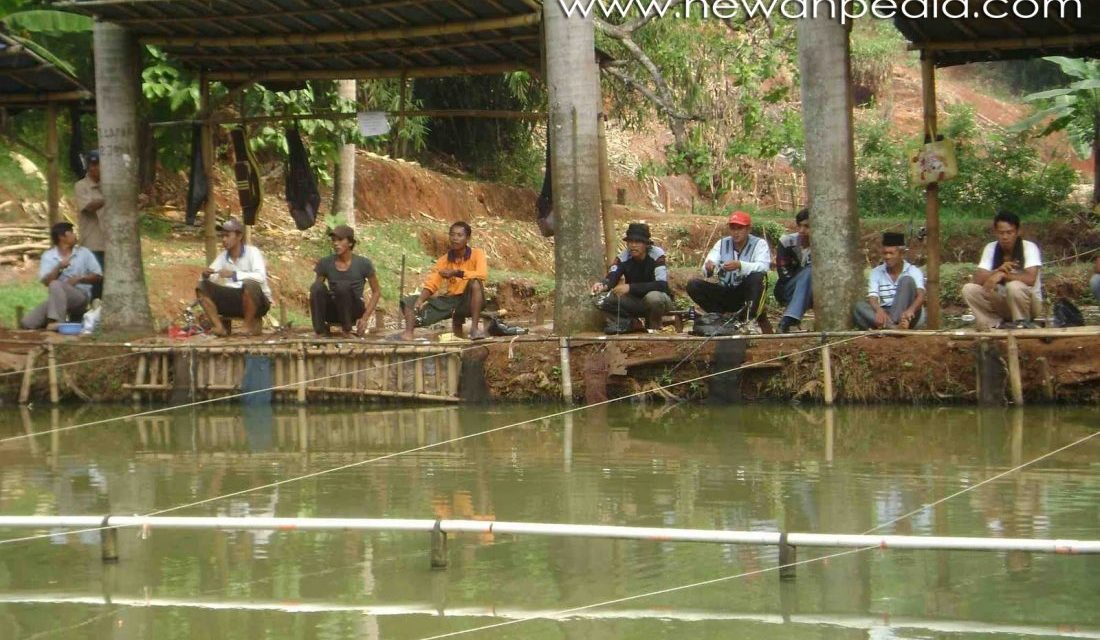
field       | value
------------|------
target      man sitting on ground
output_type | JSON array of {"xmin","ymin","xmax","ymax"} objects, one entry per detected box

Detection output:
[
  {"xmin": 402, "ymin": 221, "xmax": 487, "ymax": 340},
  {"xmin": 775, "ymin": 208, "xmax": 812, "ymax": 333},
  {"xmin": 21, "ymin": 222, "xmax": 102, "ymax": 330},
  {"xmin": 686, "ymin": 210, "xmax": 771, "ymax": 330},
  {"xmin": 961, "ymin": 211, "xmax": 1042, "ymax": 330},
  {"xmin": 591, "ymin": 222, "xmax": 672, "ymax": 333},
  {"xmin": 310, "ymin": 225, "xmax": 381, "ymax": 337},
  {"xmin": 196, "ymin": 218, "xmax": 271, "ymax": 336},
  {"xmin": 853, "ymin": 232, "xmax": 926, "ymax": 330}
]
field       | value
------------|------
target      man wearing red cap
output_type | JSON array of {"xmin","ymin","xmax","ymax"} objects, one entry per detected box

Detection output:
[{"xmin": 687, "ymin": 210, "xmax": 771, "ymax": 327}]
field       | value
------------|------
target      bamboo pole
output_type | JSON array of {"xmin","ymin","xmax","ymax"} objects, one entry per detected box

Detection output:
[
  {"xmin": 559, "ymin": 337, "xmax": 574, "ymax": 404},
  {"xmin": 207, "ymin": 62, "xmax": 535, "ymax": 83},
  {"xmin": 414, "ymin": 357, "xmax": 424, "ymax": 395},
  {"xmin": 1036, "ymin": 356, "xmax": 1054, "ymax": 400},
  {"xmin": 821, "ymin": 342, "xmax": 834, "ymax": 405},
  {"xmin": 393, "ymin": 70, "xmax": 408, "ymax": 158},
  {"xmin": 46, "ymin": 344, "xmax": 59, "ymax": 405},
  {"xmin": 921, "ymin": 55, "xmax": 942, "ymax": 330},
  {"xmin": 19, "ymin": 348, "xmax": 39, "ymax": 404},
  {"xmin": 200, "ymin": 72, "xmax": 217, "ymax": 263},
  {"xmin": 1006, "ymin": 334, "xmax": 1024, "ymax": 406},
  {"xmin": 447, "ymin": 353, "xmax": 460, "ymax": 398},
  {"xmin": 148, "ymin": 14, "xmax": 541, "ymax": 47},
  {"xmin": 296, "ymin": 347, "xmax": 307, "ymax": 404},
  {"xmin": 45, "ymin": 101, "xmax": 60, "ymax": 225},
  {"xmin": 911, "ymin": 32, "xmax": 1100, "ymax": 53},
  {"xmin": 0, "ymin": 90, "xmax": 92, "ymax": 106}
]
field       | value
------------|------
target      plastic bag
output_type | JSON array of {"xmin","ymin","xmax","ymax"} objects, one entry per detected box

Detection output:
[
  {"xmin": 908, "ymin": 137, "xmax": 958, "ymax": 187},
  {"xmin": 81, "ymin": 300, "xmax": 102, "ymax": 335}
]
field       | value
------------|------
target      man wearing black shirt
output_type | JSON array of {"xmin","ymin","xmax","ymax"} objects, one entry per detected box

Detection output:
[
  {"xmin": 310, "ymin": 225, "xmax": 382, "ymax": 336},
  {"xmin": 590, "ymin": 222, "xmax": 672, "ymax": 332}
]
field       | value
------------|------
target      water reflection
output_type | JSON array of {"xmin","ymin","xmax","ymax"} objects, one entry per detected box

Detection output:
[{"xmin": 0, "ymin": 404, "xmax": 1097, "ymax": 639}]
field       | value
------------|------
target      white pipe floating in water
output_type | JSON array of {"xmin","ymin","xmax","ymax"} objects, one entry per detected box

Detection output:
[{"xmin": 1, "ymin": 516, "xmax": 1098, "ymax": 554}]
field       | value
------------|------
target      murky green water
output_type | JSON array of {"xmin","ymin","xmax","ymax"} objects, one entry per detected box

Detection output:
[{"xmin": 0, "ymin": 403, "xmax": 1098, "ymax": 639}]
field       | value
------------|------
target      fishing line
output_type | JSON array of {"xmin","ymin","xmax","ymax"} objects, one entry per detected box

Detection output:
[
  {"xmin": 0, "ymin": 348, "xmax": 138, "ymax": 379},
  {"xmin": 410, "ymin": 422, "xmax": 1100, "ymax": 640},
  {"xmin": 0, "ymin": 335, "xmax": 870, "ymax": 548}
]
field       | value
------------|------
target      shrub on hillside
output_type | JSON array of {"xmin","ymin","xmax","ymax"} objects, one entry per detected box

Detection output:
[{"xmin": 855, "ymin": 105, "xmax": 1077, "ymax": 218}]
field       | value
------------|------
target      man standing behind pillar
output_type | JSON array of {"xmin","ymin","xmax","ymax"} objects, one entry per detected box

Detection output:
[{"xmin": 74, "ymin": 150, "xmax": 106, "ymax": 300}]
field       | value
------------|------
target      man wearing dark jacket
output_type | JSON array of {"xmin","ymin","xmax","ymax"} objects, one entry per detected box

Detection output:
[{"xmin": 590, "ymin": 222, "xmax": 672, "ymax": 332}]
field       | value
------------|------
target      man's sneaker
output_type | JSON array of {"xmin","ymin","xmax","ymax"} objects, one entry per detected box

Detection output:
[
  {"xmin": 778, "ymin": 317, "xmax": 800, "ymax": 334},
  {"xmin": 1014, "ymin": 319, "xmax": 1038, "ymax": 330}
]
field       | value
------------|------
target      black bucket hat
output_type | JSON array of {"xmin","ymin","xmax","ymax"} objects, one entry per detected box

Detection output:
[
  {"xmin": 882, "ymin": 232, "xmax": 906, "ymax": 247},
  {"xmin": 622, "ymin": 222, "xmax": 652, "ymax": 244}
]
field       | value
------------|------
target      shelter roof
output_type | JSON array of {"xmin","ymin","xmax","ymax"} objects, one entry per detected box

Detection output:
[
  {"xmin": 58, "ymin": 0, "xmax": 542, "ymax": 82},
  {"xmin": 895, "ymin": 6, "xmax": 1100, "ymax": 67},
  {"xmin": 0, "ymin": 31, "xmax": 91, "ymax": 106}
]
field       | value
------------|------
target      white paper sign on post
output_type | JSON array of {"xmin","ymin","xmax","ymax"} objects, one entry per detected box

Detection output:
[{"xmin": 357, "ymin": 111, "xmax": 391, "ymax": 137}]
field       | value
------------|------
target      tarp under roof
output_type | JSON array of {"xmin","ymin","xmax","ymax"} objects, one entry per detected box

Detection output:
[
  {"xmin": 58, "ymin": 0, "xmax": 542, "ymax": 82},
  {"xmin": 894, "ymin": 6, "xmax": 1100, "ymax": 67},
  {"xmin": 0, "ymin": 31, "xmax": 90, "ymax": 106}
]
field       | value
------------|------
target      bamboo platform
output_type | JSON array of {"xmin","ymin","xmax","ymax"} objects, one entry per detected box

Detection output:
[{"xmin": 120, "ymin": 342, "xmax": 466, "ymax": 404}]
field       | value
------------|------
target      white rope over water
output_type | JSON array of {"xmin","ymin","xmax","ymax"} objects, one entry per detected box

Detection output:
[{"xmin": 0, "ymin": 334, "xmax": 870, "ymax": 548}]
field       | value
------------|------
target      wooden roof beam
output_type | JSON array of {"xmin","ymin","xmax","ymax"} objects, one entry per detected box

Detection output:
[
  {"xmin": 0, "ymin": 90, "xmax": 93, "ymax": 105},
  {"xmin": 174, "ymin": 34, "xmax": 540, "ymax": 63},
  {"xmin": 910, "ymin": 32, "xmax": 1100, "ymax": 53},
  {"xmin": 207, "ymin": 61, "xmax": 536, "ymax": 82},
  {"xmin": 99, "ymin": 0, "xmax": 447, "ymax": 25},
  {"xmin": 143, "ymin": 13, "xmax": 541, "ymax": 48}
]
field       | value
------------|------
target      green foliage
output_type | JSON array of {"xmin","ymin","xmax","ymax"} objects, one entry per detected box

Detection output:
[
  {"xmin": 856, "ymin": 105, "xmax": 1076, "ymax": 218},
  {"xmin": 0, "ymin": 281, "xmax": 45, "ymax": 328},
  {"xmin": 321, "ymin": 212, "xmax": 347, "ymax": 231},
  {"xmin": 1011, "ymin": 57, "xmax": 1100, "ymax": 161},
  {"xmin": 849, "ymin": 18, "xmax": 911, "ymax": 104}
]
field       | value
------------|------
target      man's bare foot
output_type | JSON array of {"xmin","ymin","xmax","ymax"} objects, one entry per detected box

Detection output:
[
  {"xmin": 469, "ymin": 328, "xmax": 485, "ymax": 340},
  {"xmin": 899, "ymin": 317, "xmax": 911, "ymax": 330},
  {"xmin": 212, "ymin": 326, "xmax": 228, "ymax": 337},
  {"xmin": 401, "ymin": 331, "xmax": 416, "ymax": 341}
]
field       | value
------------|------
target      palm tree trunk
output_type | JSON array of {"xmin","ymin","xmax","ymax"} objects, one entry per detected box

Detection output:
[
  {"xmin": 93, "ymin": 22, "xmax": 154, "ymax": 332},
  {"xmin": 1092, "ymin": 115, "xmax": 1099, "ymax": 207},
  {"xmin": 333, "ymin": 79, "xmax": 357, "ymax": 226},
  {"xmin": 797, "ymin": 14, "xmax": 863, "ymax": 330},
  {"xmin": 545, "ymin": 4, "xmax": 604, "ymax": 334}
]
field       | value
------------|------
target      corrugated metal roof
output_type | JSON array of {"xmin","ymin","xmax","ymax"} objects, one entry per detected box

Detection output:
[
  {"xmin": 894, "ymin": 7, "xmax": 1100, "ymax": 67},
  {"xmin": 58, "ymin": 0, "xmax": 542, "ymax": 80},
  {"xmin": 0, "ymin": 31, "xmax": 90, "ymax": 105}
]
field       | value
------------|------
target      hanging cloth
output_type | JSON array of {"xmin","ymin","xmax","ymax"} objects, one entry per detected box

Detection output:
[
  {"xmin": 284, "ymin": 127, "xmax": 320, "ymax": 231},
  {"xmin": 68, "ymin": 106, "xmax": 86, "ymax": 179},
  {"xmin": 230, "ymin": 127, "xmax": 263, "ymax": 225},
  {"xmin": 185, "ymin": 123, "xmax": 208, "ymax": 226},
  {"xmin": 536, "ymin": 128, "xmax": 554, "ymax": 237}
]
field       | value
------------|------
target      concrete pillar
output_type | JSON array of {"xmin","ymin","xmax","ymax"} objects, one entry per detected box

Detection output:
[
  {"xmin": 93, "ymin": 21, "xmax": 154, "ymax": 332},
  {"xmin": 544, "ymin": 3, "xmax": 605, "ymax": 334}
]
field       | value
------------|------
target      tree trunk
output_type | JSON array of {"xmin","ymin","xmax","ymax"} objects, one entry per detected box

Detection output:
[
  {"xmin": 545, "ymin": 4, "xmax": 605, "ymax": 335},
  {"xmin": 797, "ymin": 15, "xmax": 862, "ymax": 330},
  {"xmin": 94, "ymin": 22, "xmax": 154, "ymax": 333},
  {"xmin": 333, "ymin": 79, "xmax": 357, "ymax": 226},
  {"xmin": 1093, "ymin": 115, "xmax": 1099, "ymax": 207}
]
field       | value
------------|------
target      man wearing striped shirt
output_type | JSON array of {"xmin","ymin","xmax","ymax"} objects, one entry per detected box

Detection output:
[
  {"xmin": 686, "ymin": 210, "xmax": 771, "ymax": 325},
  {"xmin": 853, "ymin": 232, "xmax": 926, "ymax": 330}
]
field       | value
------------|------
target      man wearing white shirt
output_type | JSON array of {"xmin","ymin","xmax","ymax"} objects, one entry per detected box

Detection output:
[
  {"xmin": 686, "ymin": 210, "xmax": 771, "ymax": 324},
  {"xmin": 853, "ymin": 232, "xmax": 926, "ymax": 330},
  {"xmin": 196, "ymin": 218, "xmax": 271, "ymax": 336},
  {"xmin": 961, "ymin": 211, "xmax": 1042, "ymax": 330},
  {"xmin": 21, "ymin": 222, "xmax": 103, "ymax": 329}
]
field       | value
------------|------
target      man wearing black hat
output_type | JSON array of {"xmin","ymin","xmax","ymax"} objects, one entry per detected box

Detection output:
[
  {"xmin": 196, "ymin": 218, "xmax": 271, "ymax": 336},
  {"xmin": 74, "ymin": 150, "xmax": 105, "ymax": 300},
  {"xmin": 590, "ymin": 222, "xmax": 672, "ymax": 332},
  {"xmin": 853, "ymin": 232, "xmax": 926, "ymax": 330},
  {"xmin": 310, "ymin": 224, "xmax": 381, "ymax": 337}
]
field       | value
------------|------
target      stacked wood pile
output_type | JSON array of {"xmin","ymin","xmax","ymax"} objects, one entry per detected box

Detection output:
[{"xmin": 0, "ymin": 223, "xmax": 49, "ymax": 266}]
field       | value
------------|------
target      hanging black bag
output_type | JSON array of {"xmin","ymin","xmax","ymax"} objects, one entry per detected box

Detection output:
[
  {"xmin": 536, "ymin": 129, "xmax": 554, "ymax": 237},
  {"xmin": 1052, "ymin": 298, "xmax": 1085, "ymax": 328},
  {"xmin": 68, "ymin": 106, "xmax": 86, "ymax": 179},
  {"xmin": 284, "ymin": 127, "xmax": 320, "ymax": 231},
  {"xmin": 230, "ymin": 127, "xmax": 263, "ymax": 225},
  {"xmin": 185, "ymin": 123, "xmax": 208, "ymax": 226}
]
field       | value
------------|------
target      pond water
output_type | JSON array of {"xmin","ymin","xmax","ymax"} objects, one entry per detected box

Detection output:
[{"xmin": 0, "ymin": 403, "xmax": 1098, "ymax": 640}]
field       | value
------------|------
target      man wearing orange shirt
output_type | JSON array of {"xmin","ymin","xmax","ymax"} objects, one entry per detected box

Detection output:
[{"xmin": 401, "ymin": 221, "xmax": 488, "ymax": 340}]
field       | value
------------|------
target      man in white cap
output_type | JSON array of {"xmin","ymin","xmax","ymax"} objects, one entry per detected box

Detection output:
[{"xmin": 196, "ymin": 218, "xmax": 271, "ymax": 336}]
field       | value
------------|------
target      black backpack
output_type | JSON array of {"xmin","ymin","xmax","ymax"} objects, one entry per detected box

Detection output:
[{"xmin": 1052, "ymin": 298, "xmax": 1084, "ymax": 328}]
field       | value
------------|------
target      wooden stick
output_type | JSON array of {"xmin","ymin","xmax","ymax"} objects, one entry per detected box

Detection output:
[
  {"xmin": 19, "ymin": 348, "xmax": 39, "ymax": 404},
  {"xmin": 559, "ymin": 337, "xmax": 574, "ymax": 405},
  {"xmin": 821, "ymin": 343, "xmax": 834, "ymax": 405},
  {"xmin": 1006, "ymin": 335, "xmax": 1024, "ymax": 406},
  {"xmin": 1037, "ymin": 356, "xmax": 1054, "ymax": 401},
  {"xmin": 297, "ymin": 347, "xmax": 308, "ymax": 404},
  {"xmin": 415, "ymin": 357, "xmax": 424, "ymax": 395},
  {"xmin": 147, "ymin": 14, "xmax": 541, "ymax": 48},
  {"xmin": 46, "ymin": 344, "xmax": 59, "ymax": 405},
  {"xmin": 207, "ymin": 62, "xmax": 535, "ymax": 83}
]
